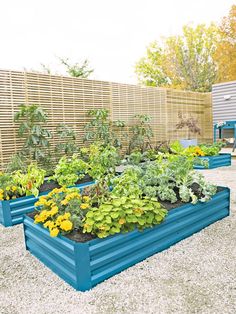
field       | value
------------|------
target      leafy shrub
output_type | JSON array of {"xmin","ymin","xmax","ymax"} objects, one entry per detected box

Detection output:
[
  {"xmin": 14, "ymin": 104, "xmax": 52, "ymax": 165},
  {"xmin": 34, "ymin": 187, "xmax": 91, "ymax": 237},
  {"xmin": 55, "ymin": 124, "xmax": 78, "ymax": 157},
  {"xmin": 176, "ymin": 112, "xmax": 201, "ymax": 139},
  {"xmin": 128, "ymin": 114, "xmax": 153, "ymax": 153},
  {"xmin": 87, "ymin": 144, "xmax": 120, "ymax": 182},
  {"xmin": 83, "ymin": 195, "xmax": 167, "ymax": 238},
  {"xmin": 83, "ymin": 109, "xmax": 126, "ymax": 148},
  {"xmin": 51, "ymin": 154, "xmax": 88, "ymax": 187}
]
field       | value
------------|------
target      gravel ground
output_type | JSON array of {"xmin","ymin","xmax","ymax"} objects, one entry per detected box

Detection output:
[{"xmin": 1, "ymin": 160, "xmax": 236, "ymax": 314}]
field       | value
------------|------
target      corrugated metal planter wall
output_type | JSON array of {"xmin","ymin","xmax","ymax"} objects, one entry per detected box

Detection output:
[
  {"xmin": 194, "ymin": 153, "xmax": 232, "ymax": 169},
  {"xmin": 23, "ymin": 187, "xmax": 230, "ymax": 291},
  {"xmin": 0, "ymin": 182, "xmax": 94, "ymax": 227}
]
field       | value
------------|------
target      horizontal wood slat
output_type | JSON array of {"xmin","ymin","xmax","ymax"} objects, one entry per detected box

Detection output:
[{"xmin": 0, "ymin": 70, "xmax": 213, "ymax": 169}]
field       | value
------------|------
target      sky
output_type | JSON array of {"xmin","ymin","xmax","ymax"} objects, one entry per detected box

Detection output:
[{"xmin": 0, "ymin": 0, "xmax": 235, "ymax": 84}]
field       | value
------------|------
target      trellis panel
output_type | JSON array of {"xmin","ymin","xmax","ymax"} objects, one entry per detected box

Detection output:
[{"xmin": 0, "ymin": 70, "xmax": 212, "ymax": 169}]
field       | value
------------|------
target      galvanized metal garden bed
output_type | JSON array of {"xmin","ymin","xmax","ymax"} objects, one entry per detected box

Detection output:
[
  {"xmin": 23, "ymin": 187, "xmax": 230, "ymax": 291},
  {"xmin": 0, "ymin": 182, "xmax": 94, "ymax": 227},
  {"xmin": 194, "ymin": 153, "xmax": 231, "ymax": 169}
]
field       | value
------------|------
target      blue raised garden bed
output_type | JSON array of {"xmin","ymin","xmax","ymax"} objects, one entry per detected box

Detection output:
[
  {"xmin": 23, "ymin": 187, "xmax": 230, "ymax": 291},
  {"xmin": 0, "ymin": 181, "xmax": 94, "ymax": 227},
  {"xmin": 194, "ymin": 153, "xmax": 231, "ymax": 169}
]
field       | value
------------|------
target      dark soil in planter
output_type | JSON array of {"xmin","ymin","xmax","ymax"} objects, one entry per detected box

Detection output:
[
  {"xmin": 39, "ymin": 174, "xmax": 93, "ymax": 193},
  {"xmin": 9, "ymin": 174, "xmax": 94, "ymax": 199},
  {"xmin": 160, "ymin": 186, "xmax": 224, "ymax": 210},
  {"xmin": 27, "ymin": 186, "xmax": 226, "ymax": 244}
]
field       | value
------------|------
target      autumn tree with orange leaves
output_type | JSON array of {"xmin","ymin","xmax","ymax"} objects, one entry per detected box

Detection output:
[{"xmin": 214, "ymin": 5, "xmax": 236, "ymax": 83}]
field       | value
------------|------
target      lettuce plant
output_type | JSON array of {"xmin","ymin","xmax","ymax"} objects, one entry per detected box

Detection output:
[{"xmin": 51, "ymin": 154, "xmax": 88, "ymax": 187}]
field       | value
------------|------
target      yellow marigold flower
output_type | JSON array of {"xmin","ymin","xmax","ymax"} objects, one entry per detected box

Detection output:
[
  {"xmin": 61, "ymin": 199, "xmax": 68, "ymax": 206},
  {"xmin": 118, "ymin": 218, "xmax": 126, "ymax": 225},
  {"xmin": 11, "ymin": 186, "xmax": 17, "ymax": 192},
  {"xmin": 60, "ymin": 220, "xmax": 73, "ymax": 232},
  {"xmin": 34, "ymin": 215, "xmax": 42, "ymax": 223},
  {"xmin": 43, "ymin": 220, "xmax": 52, "ymax": 228},
  {"xmin": 50, "ymin": 206, "xmax": 59, "ymax": 216},
  {"xmin": 5, "ymin": 186, "xmax": 10, "ymax": 191},
  {"xmin": 83, "ymin": 196, "xmax": 90, "ymax": 202},
  {"xmin": 50, "ymin": 228, "xmax": 60, "ymax": 237},
  {"xmin": 63, "ymin": 212, "xmax": 71, "ymax": 219},
  {"xmin": 6, "ymin": 196, "xmax": 10, "ymax": 201},
  {"xmin": 56, "ymin": 215, "xmax": 64, "ymax": 225},
  {"xmin": 80, "ymin": 203, "xmax": 89, "ymax": 210}
]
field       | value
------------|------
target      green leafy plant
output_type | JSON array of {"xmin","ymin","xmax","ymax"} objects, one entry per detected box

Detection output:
[
  {"xmin": 112, "ymin": 154, "xmax": 217, "ymax": 205},
  {"xmin": 5, "ymin": 152, "xmax": 27, "ymax": 173},
  {"xmin": 55, "ymin": 124, "xmax": 78, "ymax": 157},
  {"xmin": 128, "ymin": 114, "xmax": 153, "ymax": 153},
  {"xmin": 59, "ymin": 57, "xmax": 94, "ymax": 78},
  {"xmin": 12, "ymin": 163, "xmax": 46, "ymax": 197},
  {"xmin": 83, "ymin": 195, "xmax": 167, "ymax": 238},
  {"xmin": 87, "ymin": 144, "xmax": 120, "ymax": 182},
  {"xmin": 199, "ymin": 142, "xmax": 224, "ymax": 156},
  {"xmin": 124, "ymin": 151, "xmax": 143, "ymax": 165},
  {"xmin": 14, "ymin": 104, "xmax": 52, "ymax": 165},
  {"xmin": 83, "ymin": 109, "xmax": 126, "ymax": 147},
  {"xmin": 51, "ymin": 154, "xmax": 89, "ymax": 187}
]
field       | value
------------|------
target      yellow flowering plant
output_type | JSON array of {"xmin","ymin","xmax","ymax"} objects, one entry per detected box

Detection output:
[
  {"xmin": 34, "ymin": 187, "xmax": 91, "ymax": 237},
  {"xmin": 0, "ymin": 172, "xmax": 21, "ymax": 201}
]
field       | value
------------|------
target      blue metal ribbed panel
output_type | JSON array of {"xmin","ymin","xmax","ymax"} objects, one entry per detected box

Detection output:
[
  {"xmin": 23, "ymin": 187, "xmax": 230, "ymax": 291},
  {"xmin": 0, "ymin": 181, "xmax": 94, "ymax": 227},
  {"xmin": 24, "ymin": 217, "xmax": 78, "ymax": 289},
  {"xmin": 194, "ymin": 153, "xmax": 231, "ymax": 169}
]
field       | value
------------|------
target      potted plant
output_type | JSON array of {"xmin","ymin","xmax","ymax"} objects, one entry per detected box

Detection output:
[{"xmin": 176, "ymin": 112, "xmax": 201, "ymax": 148}]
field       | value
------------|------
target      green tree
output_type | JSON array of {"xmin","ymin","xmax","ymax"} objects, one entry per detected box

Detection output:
[
  {"xmin": 59, "ymin": 57, "xmax": 94, "ymax": 78},
  {"xmin": 136, "ymin": 24, "xmax": 218, "ymax": 92}
]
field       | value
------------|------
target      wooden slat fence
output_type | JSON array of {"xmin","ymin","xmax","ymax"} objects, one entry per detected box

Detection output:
[{"xmin": 0, "ymin": 70, "xmax": 213, "ymax": 169}]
